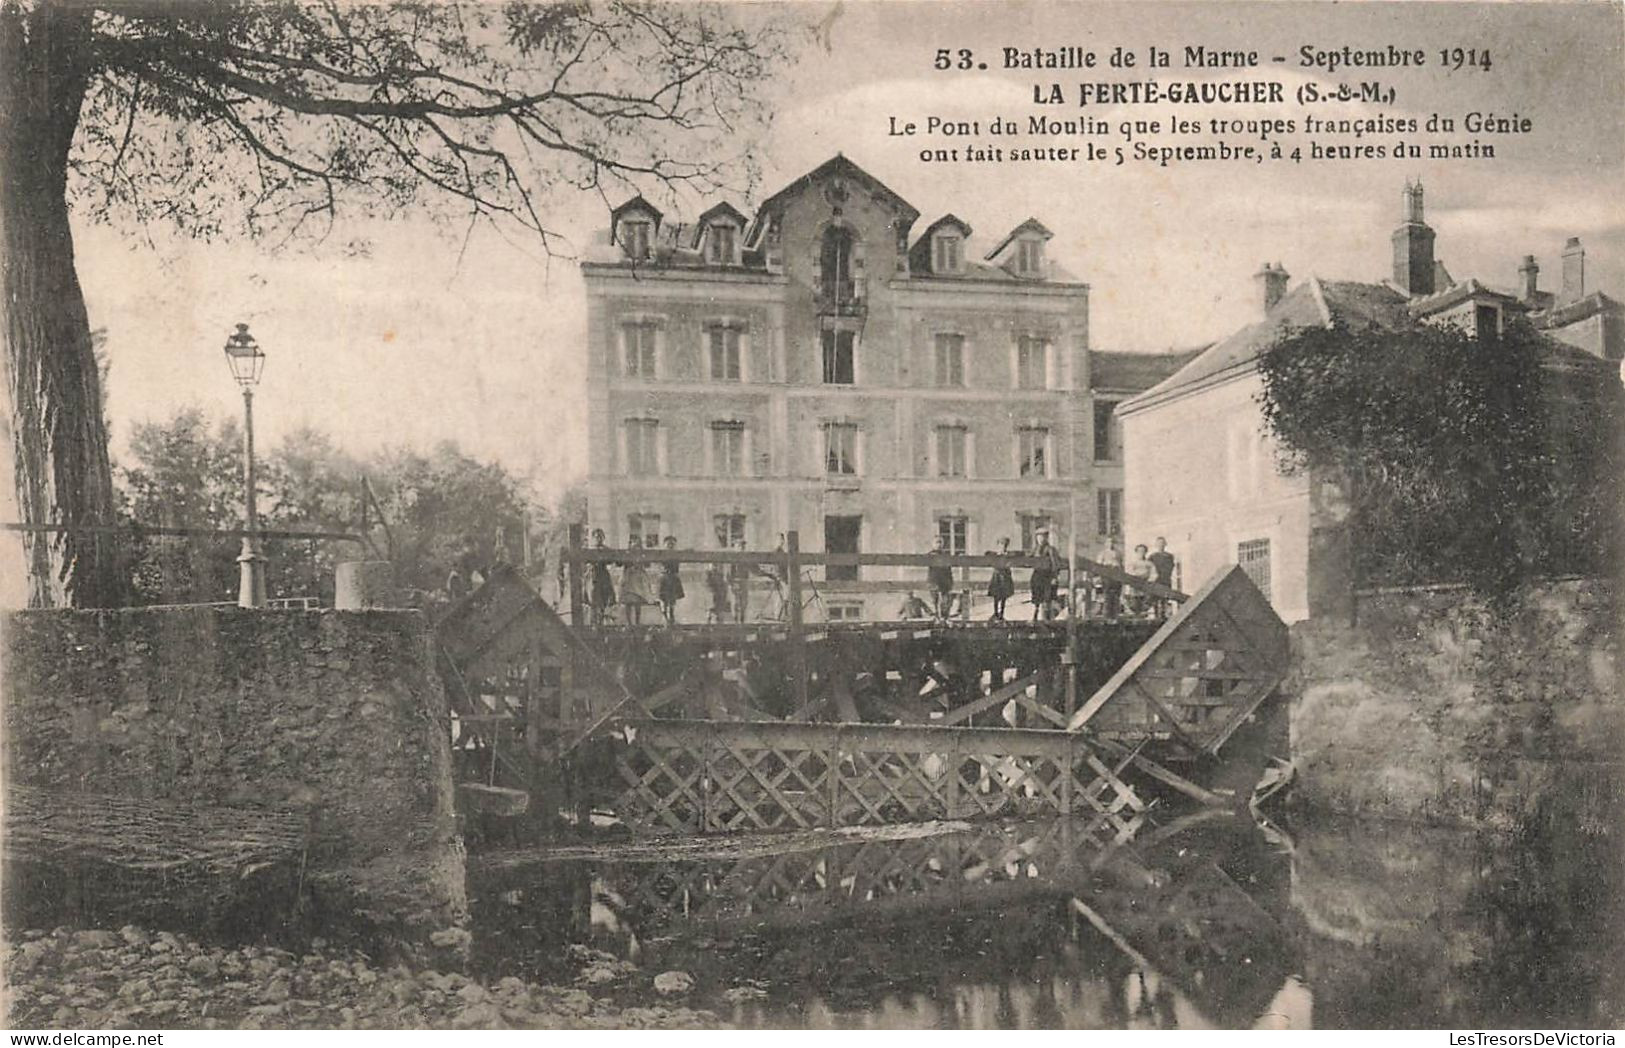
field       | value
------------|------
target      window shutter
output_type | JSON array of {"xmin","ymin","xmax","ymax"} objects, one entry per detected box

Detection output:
[
  {"xmin": 654, "ymin": 323, "xmax": 665, "ymax": 380},
  {"xmin": 853, "ymin": 240, "xmax": 867, "ymax": 298},
  {"xmin": 966, "ymin": 430, "xmax": 977, "ymax": 480},
  {"xmin": 617, "ymin": 423, "xmax": 629, "ymax": 475},
  {"xmin": 739, "ymin": 328, "xmax": 751, "ymax": 383},
  {"xmin": 657, "ymin": 425, "xmax": 669, "ymax": 476},
  {"xmin": 811, "ymin": 245, "xmax": 823, "ymax": 296}
]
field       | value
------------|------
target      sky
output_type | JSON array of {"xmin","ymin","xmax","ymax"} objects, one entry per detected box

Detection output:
[{"xmin": 77, "ymin": 0, "xmax": 1625, "ymax": 503}]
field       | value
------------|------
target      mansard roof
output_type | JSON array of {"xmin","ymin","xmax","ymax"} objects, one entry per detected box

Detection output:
[
  {"xmin": 984, "ymin": 218, "xmax": 1054, "ymax": 262},
  {"xmin": 608, "ymin": 194, "xmax": 663, "ymax": 245},
  {"xmin": 698, "ymin": 201, "xmax": 748, "ymax": 228}
]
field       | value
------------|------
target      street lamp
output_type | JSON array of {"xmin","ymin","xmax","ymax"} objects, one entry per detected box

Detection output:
[{"xmin": 224, "ymin": 323, "xmax": 267, "ymax": 608}]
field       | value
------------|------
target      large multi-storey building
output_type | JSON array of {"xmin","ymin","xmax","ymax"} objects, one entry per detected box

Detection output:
[{"xmin": 581, "ymin": 154, "xmax": 1182, "ymax": 617}]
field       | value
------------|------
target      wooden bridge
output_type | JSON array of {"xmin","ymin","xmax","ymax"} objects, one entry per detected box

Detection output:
[{"xmin": 435, "ymin": 532, "xmax": 1289, "ymax": 837}]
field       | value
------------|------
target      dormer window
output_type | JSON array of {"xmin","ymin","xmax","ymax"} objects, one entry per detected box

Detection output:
[
  {"xmin": 707, "ymin": 223, "xmax": 737, "ymax": 265},
  {"xmin": 622, "ymin": 220, "xmax": 652, "ymax": 261},
  {"xmin": 610, "ymin": 194, "xmax": 663, "ymax": 264},
  {"xmin": 933, "ymin": 233, "xmax": 963, "ymax": 274},
  {"xmin": 1016, "ymin": 238, "xmax": 1043, "ymax": 276},
  {"xmin": 987, "ymin": 218, "xmax": 1053, "ymax": 279},
  {"xmin": 1475, "ymin": 303, "xmax": 1502, "ymax": 344},
  {"xmin": 697, "ymin": 202, "xmax": 747, "ymax": 267}
]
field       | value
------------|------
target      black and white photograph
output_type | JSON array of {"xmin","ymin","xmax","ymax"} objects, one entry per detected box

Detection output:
[{"xmin": 1, "ymin": 0, "xmax": 1621, "ymax": 1036}]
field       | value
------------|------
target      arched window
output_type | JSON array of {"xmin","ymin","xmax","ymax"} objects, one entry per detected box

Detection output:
[{"xmin": 820, "ymin": 226, "xmax": 856, "ymax": 304}]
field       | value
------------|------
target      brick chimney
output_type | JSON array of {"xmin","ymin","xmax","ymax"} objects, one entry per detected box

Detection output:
[
  {"xmin": 1561, "ymin": 237, "xmax": 1586, "ymax": 304},
  {"xmin": 1255, "ymin": 262, "xmax": 1289, "ymax": 315},
  {"xmin": 1391, "ymin": 180, "xmax": 1436, "ymax": 297},
  {"xmin": 1518, "ymin": 255, "xmax": 1540, "ymax": 303}
]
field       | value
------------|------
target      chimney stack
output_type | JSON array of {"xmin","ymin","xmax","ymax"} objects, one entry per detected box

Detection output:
[
  {"xmin": 1561, "ymin": 237, "xmax": 1586, "ymax": 304},
  {"xmin": 1255, "ymin": 262, "xmax": 1289, "ymax": 316},
  {"xmin": 1392, "ymin": 179, "xmax": 1437, "ymax": 297},
  {"xmin": 1518, "ymin": 255, "xmax": 1540, "ymax": 303}
]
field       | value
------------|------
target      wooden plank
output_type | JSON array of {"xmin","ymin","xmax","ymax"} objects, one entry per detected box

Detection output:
[
  {"xmin": 1127, "ymin": 678, "xmax": 1205, "ymax": 753},
  {"xmin": 1204, "ymin": 679, "xmax": 1281, "ymax": 756},
  {"xmin": 1095, "ymin": 740, "xmax": 1227, "ymax": 807},
  {"xmin": 456, "ymin": 783, "xmax": 530, "ymax": 817},
  {"xmin": 1011, "ymin": 691, "xmax": 1070, "ymax": 729},
  {"xmin": 939, "ymin": 672, "xmax": 1039, "ymax": 725}
]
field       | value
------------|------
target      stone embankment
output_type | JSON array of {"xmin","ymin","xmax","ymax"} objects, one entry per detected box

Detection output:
[
  {"xmin": 1289, "ymin": 578, "xmax": 1620, "ymax": 829},
  {"xmin": 5, "ymin": 926, "xmax": 720, "ymax": 1030}
]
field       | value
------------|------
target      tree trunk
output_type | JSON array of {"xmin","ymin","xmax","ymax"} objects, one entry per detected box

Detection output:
[{"xmin": 0, "ymin": 4, "xmax": 126, "ymax": 608}]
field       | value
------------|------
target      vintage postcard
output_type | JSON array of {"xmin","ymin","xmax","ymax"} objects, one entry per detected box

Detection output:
[{"xmin": 1, "ymin": 0, "xmax": 1621, "ymax": 1036}]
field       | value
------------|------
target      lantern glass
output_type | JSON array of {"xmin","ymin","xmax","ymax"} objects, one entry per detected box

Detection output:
[{"xmin": 223, "ymin": 323, "xmax": 265, "ymax": 387}]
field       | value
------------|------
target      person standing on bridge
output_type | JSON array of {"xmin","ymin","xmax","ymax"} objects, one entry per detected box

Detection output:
[
  {"xmin": 1128, "ymin": 543, "xmax": 1156, "ymax": 618},
  {"xmin": 619, "ymin": 537, "xmax": 652, "ymax": 626},
  {"xmin": 1097, "ymin": 534, "xmax": 1124, "ymax": 620},
  {"xmin": 658, "ymin": 535, "xmax": 685, "ymax": 626},
  {"xmin": 986, "ymin": 536, "xmax": 1016, "ymax": 622},
  {"xmin": 728, "ymin": 539, "xmax": 754, "ymax": 623},
  {"xmin": 927, "ymin": 534, "xmax": 956, "ymax": 621},
  {"xmin": 588, "ymin": 528, "xmax": 615, "ymax": 625},
  {"xmin": 1029, "ymin": 528, "xmax": 1063, "ymax": 621},
  {"xmin": 1149, "ymin": 537, "xmax": 1177, "ymax": 619},
  {"xmin": 704, "ymin": 559, "xmax": 730, "ymax": 624}
]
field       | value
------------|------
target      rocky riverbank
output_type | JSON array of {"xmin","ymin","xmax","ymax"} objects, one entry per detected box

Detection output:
[{"xmin": 4, "ymin": 926, "xmax": 722, "ymax": 1030}]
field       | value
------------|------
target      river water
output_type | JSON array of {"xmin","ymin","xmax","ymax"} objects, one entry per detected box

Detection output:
[{"xmin": 467, "ymin": 811, "xmax": 1623, "ymax": 1029}]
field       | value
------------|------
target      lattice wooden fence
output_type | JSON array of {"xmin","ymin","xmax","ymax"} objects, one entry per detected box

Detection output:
[
  {"xmin": 611, "ymin": 719, "xmax": 1146, "ymax": 835},
  {"xmin": 1069, "ymin": 564, "xmax": 1289, "ymax": 754},
  {"xmin": 597, "ymin": 817, "xmax": 1140, "ymax": 931}
]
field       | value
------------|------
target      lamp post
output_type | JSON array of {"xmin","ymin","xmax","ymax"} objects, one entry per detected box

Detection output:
[{"xmin": 224, "ymin": 323, "xmax": 267, "ymax": 608}]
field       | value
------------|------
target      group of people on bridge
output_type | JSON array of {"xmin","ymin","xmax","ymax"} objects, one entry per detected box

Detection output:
[
  {"xmin": 572, "ymin": 527, "xmax": 1179, "ymax": 627},
  {"xmin": 905, "ymin": 529, "xmax": 1179, "ymax": 624}
]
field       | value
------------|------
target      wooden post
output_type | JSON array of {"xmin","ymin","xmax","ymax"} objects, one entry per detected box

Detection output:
[
  {"xmin": 1060, "ymin": 733, "xmax": 1074, "ymax": 815},
  {"xmin": 527, "ymin": 631, "xmax": 548, "ymax": 832},
  {"xmin": 786, "ymin": 531, "xmax": 810, "ymax": 716},
  {"xmin": 567, "ymin": 523, "xmax": 585, "ymax": 627},
  {"xmin": 702, "ymin": 732, "xmax": 715, "ymax": 834},
  {"xmin": 827, "ymin": 734, "xmax": 841, "ymax": 828}
]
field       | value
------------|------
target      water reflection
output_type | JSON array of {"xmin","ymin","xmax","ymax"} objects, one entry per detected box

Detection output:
[{"xmin": 468, "ymin": 810, "xmax": 1621, "ymax": 1028}]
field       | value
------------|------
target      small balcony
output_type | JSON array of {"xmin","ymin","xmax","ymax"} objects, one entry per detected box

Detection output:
[{"xmin": 816, "ymin": 279, "xmax": 865, "ymax": 317}]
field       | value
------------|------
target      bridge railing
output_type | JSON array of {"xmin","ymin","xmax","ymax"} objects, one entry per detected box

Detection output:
[{"xmin": 562, "ymin": 525, "xmax": 1186, "ymax": 628}]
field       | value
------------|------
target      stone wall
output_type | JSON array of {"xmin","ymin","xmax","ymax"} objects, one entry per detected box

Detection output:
[
  {"xmin": 1288, "ymin": 578, "xmax": 1622, "ymax": 829},
  {"xmin": 1, "ymin": 607, "xmax": 465, "ymax": 953}
]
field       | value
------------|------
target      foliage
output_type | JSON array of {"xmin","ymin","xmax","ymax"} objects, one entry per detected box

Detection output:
[
  {"xmin": 2, "ymin": 0, "xmax": 796, "ymax": 606},
  {"xmin": 117, "ymin": 410, "xmax": 554, "ymax": 607},
  {"xmin": 120, "ymin": 408, "xmax": 247, "ymax": 603},
  {"xmin": 68, "ymin": 1, "xmax": 793, "ymax": 248},
  {"xmin": 1256, "ymin": 318, "xmax": 1621, "ymax": 601}
]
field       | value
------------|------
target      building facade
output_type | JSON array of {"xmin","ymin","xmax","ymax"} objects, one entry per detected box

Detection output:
[
  {"xmin": 581, "ymin": 155, "xmax": 1179, "ymax": 618},
  {"xmin": 1120, "ymin": 182, "xmax": 1616, "ymax": 623}
]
